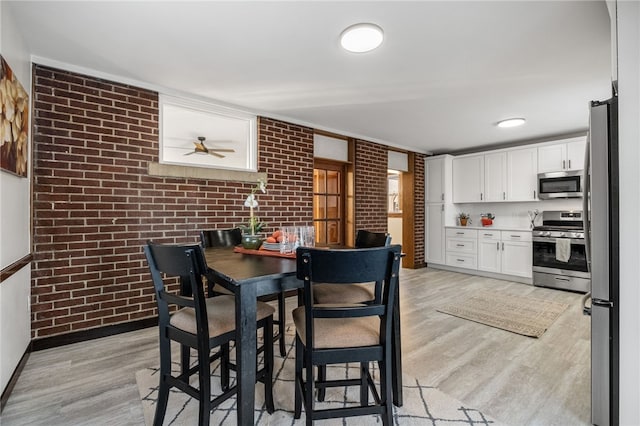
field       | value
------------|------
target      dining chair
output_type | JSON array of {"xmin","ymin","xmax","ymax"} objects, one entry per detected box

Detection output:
[
  {"xmin": 200, "ymin": 228, "xmax": 288, "ymax": 357},
  {"xmin": 144, "ymin": 242, "xmax": 275, "ymax": 426},
  {"xmin": 313, "ymin": 229, "xmax": 391, "ymax": 305},
  {"xmin": 293, "ymin": 245, "xmax": 402, "ymax": 425}
]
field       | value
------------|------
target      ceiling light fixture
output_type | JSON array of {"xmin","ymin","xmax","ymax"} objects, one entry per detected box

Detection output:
[
  {"xmin": 340, "ymin": 23, "xmax": 384, "ymax": 53},
  {"xmin": 497, "ymin": 118, "xmax": 526, "ymax": 128}
]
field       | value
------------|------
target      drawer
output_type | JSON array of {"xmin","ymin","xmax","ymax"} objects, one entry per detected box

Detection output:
[
  {"xmin": 500, "ymin": 230, "xmax": 532, "ymax": 242},
  {"xmin": 446, "ymin": 238, "xmax": 477, "ymax": 253},
  {"xmin": 446, "ymin": 228, "xmax": 478, "ymax": 239},
  {"xmin": 446, "ymin": 253, "xmax": 478, "ymax": 270},
  {"xmin": 478, "ymin": 230, "xmax": 500, "ymax": 240}
]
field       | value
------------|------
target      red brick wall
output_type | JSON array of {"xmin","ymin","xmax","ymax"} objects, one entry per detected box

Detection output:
[
  {"xmin": 354, "ymin": 139, "xmax": 388, "ymax": 232},
  {"xmin": 31, "ymin": 65, "xmax": 314, "ymax": 339},
  {"xmin": 413, "ymin": 153, "xmax": 426, "ymax": 267}
]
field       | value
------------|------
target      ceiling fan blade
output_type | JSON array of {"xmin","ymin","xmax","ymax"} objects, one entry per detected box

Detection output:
[
  {"xmin": 210, "ymin": 148, "xmax": 235, "ymax": 153},
  {"xmin": 183, "ymin": 151, "xmax": 197, "ymax": 156},
  {"xmin": 208, "ymin": 151, "xmax": 225, "ymax": 158}
]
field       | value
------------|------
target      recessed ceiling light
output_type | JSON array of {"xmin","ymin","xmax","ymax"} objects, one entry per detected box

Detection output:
[
  {"xmin": 340, "ymin": 23, "xmax": 384, "ymax": 53},
  {"xmin": 497, "ymin": 118, "xmax": 526, "ymax": 128}
]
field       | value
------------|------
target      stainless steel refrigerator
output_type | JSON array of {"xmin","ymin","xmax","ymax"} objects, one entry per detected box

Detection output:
[{"xmin": 583, "ymin": 93, "xmax": 619, "ymax": 426}]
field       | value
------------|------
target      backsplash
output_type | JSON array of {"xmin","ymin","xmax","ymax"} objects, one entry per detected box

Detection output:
[{"xmin": 454, "ymin": 198, "xmax": 583, "ymax": 229}]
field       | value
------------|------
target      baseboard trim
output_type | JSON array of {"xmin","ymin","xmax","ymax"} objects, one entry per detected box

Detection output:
[
  {"xmin": 31, "ymin": 317, "xmax": 158, "ymax": 352},
  {"xmin": 427, "ymin": 263, "xmax": 533, "ymax": 285},
  {"xmin": 1, "ymin": 345, "xmax": 31, "ymax": 413}
]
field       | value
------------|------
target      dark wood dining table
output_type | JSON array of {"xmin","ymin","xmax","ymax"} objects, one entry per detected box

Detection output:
[{"xmin": 203, "ymin": 246, "xmax": 403, "ymax": 425}]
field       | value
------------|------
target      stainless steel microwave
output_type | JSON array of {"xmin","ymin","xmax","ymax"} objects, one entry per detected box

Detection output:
[{"xmin": 537, "ymin": 171, "xmax": 583, "ymax": 199}]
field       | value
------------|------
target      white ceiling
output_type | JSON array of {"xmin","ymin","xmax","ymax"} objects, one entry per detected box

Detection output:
[{"xmin": 6, "ymin": 1, "xmax": 612, "ymax": 154}]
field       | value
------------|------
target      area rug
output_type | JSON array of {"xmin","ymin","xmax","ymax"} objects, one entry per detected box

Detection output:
[
  {"xmin": 136, "ymin": 328, "xmax": 501, "ymax": 425},
  {"xmin": 436, "ymin": 291, "xmax": 569, "ymax": 338}
]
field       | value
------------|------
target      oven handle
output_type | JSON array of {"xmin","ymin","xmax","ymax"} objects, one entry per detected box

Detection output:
[{"xmin": 532, "ymin": 237, "xmax": 586, "ymax": 245}]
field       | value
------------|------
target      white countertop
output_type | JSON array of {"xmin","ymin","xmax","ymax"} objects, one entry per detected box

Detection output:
[{"xmin": 445, "ymin": 225, "xmax": 532, "ymax": 232}]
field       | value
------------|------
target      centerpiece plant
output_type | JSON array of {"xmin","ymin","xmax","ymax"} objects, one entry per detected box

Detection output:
[{"xmin": 242, "ymin": 177, "xmax": 267, "ymax": 236}]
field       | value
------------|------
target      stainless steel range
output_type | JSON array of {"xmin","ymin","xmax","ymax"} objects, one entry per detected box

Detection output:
[{"xmin": 532, "ymin": 210, "xmax": 590, "ymax": 293}]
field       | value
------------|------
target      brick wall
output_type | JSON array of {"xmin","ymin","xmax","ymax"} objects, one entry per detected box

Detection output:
[
  {"xmin": 412, "ymin": 153, "xmax": 426, "ymax": 267},
  {"xmin": 31, "ymin": 65, "xmax": 314, "ymax": 339},
  {"xmin": 354, "ymin": 140, "xmax": 388, "ymax": 232}
]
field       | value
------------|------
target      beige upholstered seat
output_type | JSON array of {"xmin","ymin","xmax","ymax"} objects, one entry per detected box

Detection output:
[
  {"xmin": 171, "ymin": 295, "xmax": 275, "ymax": 336},
  {"xmin": 292, "ymin": 303, "xmax": 379, "ymax": 349}
]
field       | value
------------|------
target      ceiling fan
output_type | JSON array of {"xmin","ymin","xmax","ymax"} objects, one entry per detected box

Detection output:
[{"xmin": 184, "ymin": 136, "xmax": 235, "ymax": 158}]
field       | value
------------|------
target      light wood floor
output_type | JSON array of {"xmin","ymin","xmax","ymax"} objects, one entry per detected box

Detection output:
[{"xmin": 1, "ymin": 267, "xmax": 590, "ymax": 425}]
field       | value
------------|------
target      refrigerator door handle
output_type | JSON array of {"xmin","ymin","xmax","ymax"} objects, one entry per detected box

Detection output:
[
  {"xmin": 582, "ymin": 292, "xmax": 592, "ymax": 316},
  {"xmin": 583, "ymin": 108, "xmax": 592, "ymax": 272}
]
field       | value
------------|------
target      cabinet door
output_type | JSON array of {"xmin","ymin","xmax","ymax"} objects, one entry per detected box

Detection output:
[
  {"xmin": 484, "ymin": 152, "xmax": 507, "ymax": 201},
  {"xmin": 538, "ymin": 144, "xmax": 567, "ymax": 173},
  {"xmin": 501, "ymin": 240, "xmax": 532, "ymax": 278},
  {"xmin": 507, "ymin": 147, "xmax": 538, "ymax": 201},
  {"xmin": 425, "ymin": 158, "xmax": 444, "ymax": 203},
  {"xmin": 453, "ymin": 155, "xmax": 484, "ymax": 203},
  {"xmin": 566, "ymin": 140, "xmax": 586, "ymax": 171},
  {"xmin": 425, "ymin": 204, "xmax": 445, "ymax": 264},
  {"xmin": 477, "ymin": 233, "xmax": 501, "ymax": 273}
]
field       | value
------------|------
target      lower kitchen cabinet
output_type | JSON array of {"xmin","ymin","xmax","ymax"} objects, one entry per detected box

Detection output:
[
  {"xmin": 445, "ymin": 228, "xmax": 478, "ymax": 270},
  {"xmin": 425, "ymin": 203, "xmax": 446, "ymax": 264},
  {"xmin": 478, "ymin": 230, "xmax": 532, "ymax": 278}
]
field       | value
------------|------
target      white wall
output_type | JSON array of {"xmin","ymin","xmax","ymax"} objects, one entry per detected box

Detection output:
[
  {"xmin": 616, "ymin": 1, "xmax": 640, "ymax": 423},
  {"xmin": 453, "ymin": 198, "xmax": 582, "ymax": 229},
  {"xmin": 0, "ymin": 2, "xmax": 33, "ymax": 393}
]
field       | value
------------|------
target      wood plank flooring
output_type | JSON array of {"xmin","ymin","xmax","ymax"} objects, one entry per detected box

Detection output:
[{"xmin": 1, "ymin": 267, "xmax": 590, "ymax": 425}]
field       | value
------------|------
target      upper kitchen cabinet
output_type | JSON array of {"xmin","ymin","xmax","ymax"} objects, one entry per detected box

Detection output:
[
  {"xmin": 484, "ymin": 152, "xmax": 507, "ymax": 202},
  {"xmin": 425, "ymin": 155, "xmax": 453, "ymax": 203},
  {"xmin": 453, "ymin": 155, "xmax": 484, "ymax": 203},
  {"xmin": 537, "ymin": 136, "xmax": 587, "ymax": 173},
  {"xmin": 507, "ymin": 147, "xmax": 538, "ymax": 201}
]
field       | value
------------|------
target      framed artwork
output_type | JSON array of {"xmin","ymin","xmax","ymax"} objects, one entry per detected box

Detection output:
[
  {"xmin": 159, "ymin": 95, "xmax": 257, "ymax": 172},
  {"xmin": 0, "ymin": 55, "xmax": 29, "ymax": 177}
]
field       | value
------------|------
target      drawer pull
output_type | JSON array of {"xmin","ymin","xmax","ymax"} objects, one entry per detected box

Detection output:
[
  {"xmin": 456, "ymin": 244, "xmax": 465, "ymax": 247},
  {"xmin": 456, "ymin": 232, "xmax": 464, "ymax": 235},
  {"xmin": 510, "ymin": 235, "xmax": 521, "ymax": 238},
  {"xmin": 484, "ymin": 233, "xmax": 493, "ymax": 236},
  {"xmin": 457, "ymin": 259, "xmax": 465, "ymax": 262}
]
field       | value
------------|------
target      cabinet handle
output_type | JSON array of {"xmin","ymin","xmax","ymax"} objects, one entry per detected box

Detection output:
[
  {"xmin": 457, "ymin": 259, "xmax": 465, "ymax": 262},
  {"xmin": 441, "ymin": 204, "xmax": 444, "ymax": 212},
  {"xmin": 441, "ymin": 193, "xmax": 444, "ymax": 201},
  {"xmin": 503, "ymin": 191, "xmax": 506, "ymax": 200},
  {"xmin": 496, "ymin": 242, "xmax": 500, "ymax": 250},
  {"xmin": 502, "ymin": 242, "xmax": 505, "ymax": 251},
  {"xmin": 480, "ymin": 192, "xmax": 483, "ymax": 201},
  {"xmin": 511, "ymin": 235, "xmax": 521, "ymax": 238},
  {"xmin": 563, "ymin": 159, "xmax": 566, "ymax": 169},
  {"xmin": 569, "ymin": 159, "xmax": 572, "ymax": 169},
  {"xmin": 456, "ymin": 232, "xmax": 464, "ymax": 235},
  {"xmin": 534, "ymin": 190, "xmax": 536, "ymax": 198},
  {"xmin": 484, "ymin": 233, "xmax": 493, "ymax": 236},
  {"xmin": 456, "ymin": 244, "xmax": 465, "ymax": 247}
]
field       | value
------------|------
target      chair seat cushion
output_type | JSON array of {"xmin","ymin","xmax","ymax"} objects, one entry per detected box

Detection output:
[
  {"xmin": 292, "ymin": 304, "xmax": 380, "ymax": 349},
  {"xmin": 210, "ymin": 283, "xmax": 233, "ymax": 295},
  {"xmin": 313, "ymin": 283, "xmax": 375, "ymax": 304},
  {"xmin": 170, "ymin": 295, "xmax": 275, "ymax": 337}
]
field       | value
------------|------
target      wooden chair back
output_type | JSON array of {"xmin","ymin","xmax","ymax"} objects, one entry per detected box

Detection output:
[
  {"xmin": 355, "ymin": 229, "xmax": 391, "ymax": 248},
  {"xmin": 200, "ymin": 228, "xmax": 242, "ymax": 248}
]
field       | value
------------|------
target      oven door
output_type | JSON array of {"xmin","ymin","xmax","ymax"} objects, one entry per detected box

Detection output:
[{"xmin": 532, "ymin": 236, "xmax": 590, "ymax": 278}]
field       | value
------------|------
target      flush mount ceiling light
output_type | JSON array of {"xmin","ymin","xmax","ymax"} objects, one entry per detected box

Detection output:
[
  {"xmin": 340, "ymin": 23, "xmax": 384, "ymax": 53},
  {"xmin": 497, "ymin": 118, "xmax": 526, "ymax": 128}
]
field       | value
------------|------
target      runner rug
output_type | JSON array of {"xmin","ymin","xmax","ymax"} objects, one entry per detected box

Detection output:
[
  {"xmin": 136, "ymin": 329, "xmax": 502, "ymax": 425},
  {"xmin": 437, "ymin": 291, "xmax": 569, "ymax": 338}
]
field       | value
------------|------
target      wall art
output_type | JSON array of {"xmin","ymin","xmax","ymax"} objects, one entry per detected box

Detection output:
[{"xmin": 0, "ymin": 55, "xmax": 29, "ymax": 177}]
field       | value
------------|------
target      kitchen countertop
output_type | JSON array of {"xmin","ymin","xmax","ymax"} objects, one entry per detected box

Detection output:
[{"xmin": 445, "ymin": 225, "xmax": 532, "ymax": 232}]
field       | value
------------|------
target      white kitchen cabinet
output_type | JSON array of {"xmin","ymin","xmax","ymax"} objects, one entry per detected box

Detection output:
[
  {"xmin": 478, "ymin": 230, "xmax": 532, "ymax": 277},
  {"xmin": 484, "ymin": 152, "xmax": 507, "ymax": 202},
  {"xmin": 425, "ymin": 203, "xmax": 445, "ymax": 264},
  {"xmin": 500, "ymin": 231, "xmax": 532, "ymax": 278},
  {"xmin": 538, "ymin": 137, "xmax": 587, "ymax": 173},
  {"xmin": 445, "ymin": 228, "xmax": 478, "ymax": 270},
  {"xmin": 507, "ymin": 147, "xmax": 538, "ymax": 201},
  {"xmin": 452, "ymin": 155, "xmax": 484, "ymax": 203},
  {"xmin": 425, "ymin": 155, "xmax": 454, "ymax": 265},
  {"xmin": 425, "ymin": 155, "xmax": 453, "ymax": 203},
  {"xmin": 477, "ymin": 230, "xmax": 501, "ymax": 273}
]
